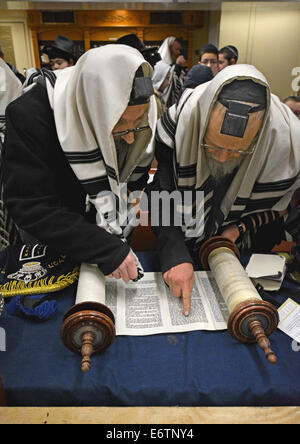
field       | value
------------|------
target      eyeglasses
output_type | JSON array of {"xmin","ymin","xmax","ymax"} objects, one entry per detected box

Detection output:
[
  {"xmin": 201, "ymin": 143, "xmax": 256, "ymax": 155},
  {"xmin": 200, "ymin": 59, "xmax": 218, "ymax": 65},
  {"xmin": 112, "ymin": 125, "xmax": 150, "ymax": 138}
]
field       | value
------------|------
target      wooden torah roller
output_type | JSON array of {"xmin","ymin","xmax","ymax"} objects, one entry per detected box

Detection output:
[
  {"xmin": 200, "ymin": 236, "xmax": 279, "ymax": 364},
  {"xmin": 61, "ymin": 301, "xmax": 116, "ymax": 372}
]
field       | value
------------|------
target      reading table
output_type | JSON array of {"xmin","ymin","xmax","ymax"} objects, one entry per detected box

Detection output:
[{"xmin": 0, "ymin": 251, "xmax": 300, "ymax": 408}]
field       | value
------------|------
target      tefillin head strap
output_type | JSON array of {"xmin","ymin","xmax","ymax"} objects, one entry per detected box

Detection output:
[
  {"xmin": 217, "ymin": 79, "xmax": 267, "ymax": 138},
  {"xmin": 129, "ymin": 65, "xmax": 154, "ymax": 106}
]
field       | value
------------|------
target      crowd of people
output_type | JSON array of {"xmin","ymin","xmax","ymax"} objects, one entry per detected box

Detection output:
[{"xmin": 1, "ymin": 33, "xmax": 300, "ymax": 316}]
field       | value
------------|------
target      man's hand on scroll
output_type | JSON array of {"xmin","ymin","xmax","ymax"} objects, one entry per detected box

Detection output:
[
  {"xmin": 163, "ymin": 262, "xmax": 194, "ymax": 316},
  {"xmin": 108, "ymin": 250, "xmax": 138, "ymax": 283}
]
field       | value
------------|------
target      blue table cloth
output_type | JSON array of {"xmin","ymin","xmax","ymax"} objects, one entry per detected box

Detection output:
[{"xmin": 0, "ymin": 251, "xmax": 300, "ymax": 407}]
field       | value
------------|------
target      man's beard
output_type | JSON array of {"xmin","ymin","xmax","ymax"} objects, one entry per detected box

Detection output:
[
  {"xmin": 114, "ymin": 138, "xmax": 130, "ymax": 173},
  {"xmin": 206, "ymin": 154, "xmax": 243, "ymax": 183},
  {"xmin": 114, "ymin": 138, "xmax": 129, "ymax": 151}
]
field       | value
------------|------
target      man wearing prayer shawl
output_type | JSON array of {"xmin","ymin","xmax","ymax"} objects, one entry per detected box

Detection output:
[
  {"xmin": 157, "ymin": 36, "xmax": 187, "ymax": 107},
  {"xmin": 151, "ymin": 64, "xmax": 300, "ymax": 315},
  {"xmin": 3, "ymin": 45, "xmax": 158, "ymax": 283},
  {"xmin": 151, "ymin": 60, "xmax": 171, "ymax": 113}
]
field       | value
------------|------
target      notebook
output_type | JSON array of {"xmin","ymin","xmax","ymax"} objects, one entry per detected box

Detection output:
[{"xmin": 245, "ymin": 253, "xmax": 287, "ymax": 291}]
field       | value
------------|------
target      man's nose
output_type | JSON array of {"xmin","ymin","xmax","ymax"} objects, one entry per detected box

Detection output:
[
  {"xmin": 121, "ymin": 131, "xmax": 135, "ymax": 144},
  {"xmin": 215, "ymin": 150, "xmax": 232, "ymax": 163}
]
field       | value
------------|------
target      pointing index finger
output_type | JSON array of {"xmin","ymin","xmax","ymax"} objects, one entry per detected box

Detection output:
[{"xmin": 182, "ymin": 286, "xmax": 191, "ymax": 316}]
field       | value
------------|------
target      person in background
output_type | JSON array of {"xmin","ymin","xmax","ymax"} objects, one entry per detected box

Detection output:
[
  {"xmin": 218, "ymin": 45, "xmax": 239, "ymax": 71},
  {"xmin": 177, "ymin": 64, "xmax": 213, "ymax": 102},
  {"xmin": 283, "ymin": 96, "xmax": 300, "ymax": 120},
  {"xmin": 198, "ymin": 43, "xmax": 219, "ymax": 76},
  {"xmin": 115, "ymin": 34, "xmax": 164, "ymax": 126},
  {"xmin": 116, "ymin": 33, "xmax": 161, "ymax": 68},
  {"xmin": 158, "ymin": 36, "xmax": 185, "ymax": 66},
  {"xmin": 151, "ymin": 60, "xmax": 172, "ymax": 112},
  {"xmin": 158, "ymin": 36, "xmax": 187, "ymax": 106},
  {"xmin": 0, "ymin": 43, "xmax": 25, "ymax": 84},
  {"xmin": 42, "ymin": 35, "xmax": 77, "ymax": 71}
]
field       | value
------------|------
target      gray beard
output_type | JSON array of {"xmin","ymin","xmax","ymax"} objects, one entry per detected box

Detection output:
[
  {"xmin": 114, "ymin": 138, "xmax": 130, "ymax": 172},
  {"xmin": 114, "ymin": 138, "xmax": 129, "ymax": 151},
  {"xmin": 206, "ymin": 155, "xmax": 242, "ymax": 183}
]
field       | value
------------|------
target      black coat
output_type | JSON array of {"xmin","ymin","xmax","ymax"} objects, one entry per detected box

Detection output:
[{"xmin": 3, "ymin": 83, "xmax": 130, "ymax": 275}]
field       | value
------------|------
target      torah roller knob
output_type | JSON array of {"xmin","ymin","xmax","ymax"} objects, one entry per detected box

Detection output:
[
  {"xmin": 61, "ymin": 301, "xmax": 116, "ymax": 372},
  {"xmin": 200, "ymin": 236, "xmax": 279, "ymax": 364}
]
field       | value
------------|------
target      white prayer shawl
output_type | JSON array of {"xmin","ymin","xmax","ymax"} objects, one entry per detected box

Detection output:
[
  {"xmin": 157, "ymin": 38, "xmax": 186, "ymax": 107},
  {"xmin": 152, "ymin": 60, "xmax": 185, "ymax": 108},
  {"xmin": 158, "ymin": 37, "xmax": 176, "ymax": 65},
  {"xmin": 0, "ymin": 58, "xmax": 22, "ymax": 139},
  {"xmin": 156, "ymin": 64, "xmax": 300, "ymax": 250},
  {"xmin": 40, "ymin": 45, "xmax": 157, "ymax": 238},
  {"xmin": 152, "ymin": 60, "xmax": 171, "ymax": 91}
]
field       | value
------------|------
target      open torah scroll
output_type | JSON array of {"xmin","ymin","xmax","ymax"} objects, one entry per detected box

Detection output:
[{"xmin": 75, "ymin": 263, "xmax": 229, "ymax": 336}]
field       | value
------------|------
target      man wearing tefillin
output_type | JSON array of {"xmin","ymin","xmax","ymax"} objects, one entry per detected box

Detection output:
[
  {"xmin": 3, "ymin": 45, "xmax": 158, "ymax": 283},
  {"xmin": 151, "ymin": 64, "xmax": 300, "ymax": 315}
]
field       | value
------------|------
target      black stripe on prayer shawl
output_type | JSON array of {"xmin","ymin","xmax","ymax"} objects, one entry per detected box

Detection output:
[
  {"xmin": 64, "ymin": 148, "xmax": 103, "ymax": 164},
  {"xmin": 228, "ymin": 173, "xmax": 299, "ymax": 214},
  {"xmin": 44, "ymin": 70, "xmax": 57, "ymax": 87},
  {"xmin": 177, "ymin": 163, "xmax": 197, "ymax": 178},
  {"xmin": 233, "ymin": 197, "xmax": 249, "ymax": 206},
  {"xmin": 80, "ymin": 176, "xmax": 110, "ymax": 198},
  {"xmin": 226, "ymin": 196, "xmax": 284, "ymax": 219},
  {"xmin": 230, "ymin": 199, "xmax": 285, "ymax": 216},
  {"xmin": 26, "ymin": 68, "xmax": 57, "ymax": 88},
  {"xmin": 243, "ymin": 196, "xmax": 285, "ymax": 211},
  {"xmin": 160, "ymin": 109, "xmax": 176, "ymax": 142},
  {"xmin": 26, "ymin": 70, "xmax": 40, "ymax": 85},
  {"xmin": 226, "ymin": 210, "xmax": 244, "ymax": 221},
  {"xmin": 252, "ymin": 174, "xmax": 299, "ymax": 192},
  {"xmin": 105, "ymin": 164, "xmax": 118, "ymax": 183},
  {"xmin": 176, "ymin": 174, "xmax": 214, "ymax": 192},
  {"xmin": 173, "ymin": 77, "xmax": 182, "ymax": 97}
]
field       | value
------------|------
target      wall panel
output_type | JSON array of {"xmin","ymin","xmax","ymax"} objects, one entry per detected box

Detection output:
[{"xmin": 219, "ymin": 2, "xmax": 300, "ymax": 99}]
